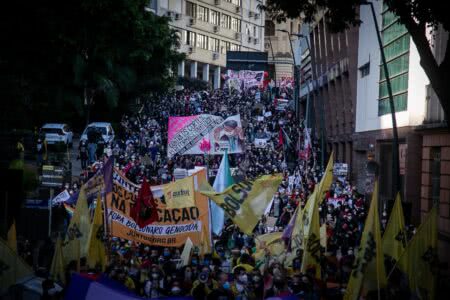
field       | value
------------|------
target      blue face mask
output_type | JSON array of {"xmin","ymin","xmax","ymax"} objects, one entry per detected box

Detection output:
[
  {"xmin": 203, "ymin": 259, "xmax": 210, "ymax": 266},
  {"xmin": 191, "ymin": 259, "xmax": 198, "ymax": 265},
  {"xmin": 223, "ymin": 282, "xmax": 230, "ymax": 290}
]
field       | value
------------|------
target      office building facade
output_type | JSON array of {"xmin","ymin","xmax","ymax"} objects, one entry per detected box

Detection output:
[{"xmin": 150, "ymin": 0, "xmax": 265, "ymax": 88}]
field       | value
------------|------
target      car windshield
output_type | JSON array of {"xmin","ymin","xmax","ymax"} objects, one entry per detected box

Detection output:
[
  {"xmin": 85, "ymin": 126, "xmax": 107, "ymax": 135},
  {"xmin": 42, "ymin": 128, "xmax": 63, "ymax": 134}
]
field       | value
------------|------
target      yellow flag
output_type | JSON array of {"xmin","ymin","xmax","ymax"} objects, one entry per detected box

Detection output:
[
  {"xmin": 290, "ymin": 188, "xmax": 317, "ymax": 254},
  {"xmin": 255, "ymin": 232, "xmax": 283, "ymax": 250},
  {"xmin": 63, "ymin": 187, "xmax": 91, "ymax": 264},
  {"xmin": 87, "ymin": 196, "xmax": 107, "ymax": 270},
  {"xmin": 7, "ymin": 220, "xmax": 17, "ymax": 253},
  {"xmin": 0, "ymin": 238, "xmax": 33, "ymax": 293},
  {"xmin": 162, "ymin": 176, "xmax": 195, "ymax": 208},
  {"xmin": 50, "ymin": 237, "xmax": 66, "ymax": 284},
  {"xmin": 382, "ymin": 193, "xmax": 406, "ymax": 261},
  {"xmin": 318, "ymin": 152, "xmax": 334, "ymax": 203},
  {"xmin": 320, "ymin": 224, "xmax": 327, "ymax": 249},
  {"xmin": 397, "ymin": 206, "xmax": 437, "ymax": 300},
  {"xmin": 344, "ymin": 182, "xmax": 387, "ymax": 300},
  {"xmin": 200, "ymin": 174, "xmax": 282, "ymax": 235},
  {"xmin": 300, "ymin": 188, "xmax": 321, "ymax": 278}
]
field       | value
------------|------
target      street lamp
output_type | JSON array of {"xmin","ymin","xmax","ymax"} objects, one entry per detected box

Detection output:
[
  {"xmin": 276, "ymin": 29, "xmax": 299, "ymax": 119},
  {"xmin": 360, "ymin": 0, "xmax": 400, "ymax": 200},
  {"xmin": 292, "ymin": 32, "xmax": 326, "ymax": 170}
]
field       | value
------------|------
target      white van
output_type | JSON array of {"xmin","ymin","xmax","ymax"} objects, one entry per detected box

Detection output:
[
  {"xmin": 40, "ymin": 123, "xmax": 73, "ymax": 147},
  {"xmin": 80, "ymin": 122, "xmax": 115, "ymax": 143}
]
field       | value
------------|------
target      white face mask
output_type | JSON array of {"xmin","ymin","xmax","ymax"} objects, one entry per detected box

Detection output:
[{"xmin": 171, "ymin": 287, "xmax": 181, "ymax": 294}]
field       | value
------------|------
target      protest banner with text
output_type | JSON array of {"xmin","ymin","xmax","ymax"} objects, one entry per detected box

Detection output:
[{"xmin": 107, "ymin": 169, "xmax": 211, "ymax": 250}]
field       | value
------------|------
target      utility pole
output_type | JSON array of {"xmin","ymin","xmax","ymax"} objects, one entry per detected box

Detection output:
[{"xmin": 361, "ymin": 0, "xmax": 400, "ymax": 200}]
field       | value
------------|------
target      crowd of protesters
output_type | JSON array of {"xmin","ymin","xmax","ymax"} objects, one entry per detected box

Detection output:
[{"xmin": 22, "ymin": 85, "xmax": 417, "ymax": 299}]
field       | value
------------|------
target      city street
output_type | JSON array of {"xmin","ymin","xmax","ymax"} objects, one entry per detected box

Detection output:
[{"xmin": 0, "ymin": 1, "xmax": 448, "ymax": 299}]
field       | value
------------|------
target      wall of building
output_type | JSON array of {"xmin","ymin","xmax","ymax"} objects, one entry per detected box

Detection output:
[
  {"xmin": 306, "ymin": 13, "xmax": 359, "ymax": 172},
  {"xmin": 420, "ymin": 132, "xmax": 450, "ymax": 266},
  {"xmin": 264, "ymin": 17, "xmax": 301, "ymax": 80},
  {"xmin": 355, "ymin": 3, "xmax": 428, "ymax": 133},
  {"xmin": 155, "ymin": 0, "xmax": 264, "ymax": 87}
]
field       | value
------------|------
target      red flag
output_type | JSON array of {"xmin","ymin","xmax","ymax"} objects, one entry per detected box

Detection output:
[{"xmin": 130, "ymin": 177, "xmax": 158, "ymax": 228}]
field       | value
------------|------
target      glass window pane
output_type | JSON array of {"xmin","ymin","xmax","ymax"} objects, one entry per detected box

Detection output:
[
  {"xmin": 379, "ymin": 72, "xmax": 409, "ymax": 99},
  {"xmin": 383, "ymin": 35, "xmax": 410, "ymax": 61},
  {"xmin": 378, "ymin": 93, "xmax": 408, "ymax": 116},
  {"xmin": 382, "ymin": 10, "xmax": 398, "ymax": 28},
  {"xmin": 382, "ymin": 22, "xmax": 408, "ymax": 45},
  {"xmin": 380, "ymin": 54, "xmax": 409, "ymax": 80}
]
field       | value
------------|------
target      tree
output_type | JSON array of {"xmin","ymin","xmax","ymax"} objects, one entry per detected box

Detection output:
[
  {"xmin": 0, "ymin": 0, "xmax": 183, "ymax": 130},
  {"xmin": 261, "ymin": 0, "xmax": 450, "ymax": 122}
]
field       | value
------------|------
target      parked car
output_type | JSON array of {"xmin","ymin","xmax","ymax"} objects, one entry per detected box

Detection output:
[
  {"xmin": 40, "ymin": 123, "xmax": 73, "ymax": 147},
  {"xmin": 80, "ymin": 122, "xmax": 115, "ymax": 144}
]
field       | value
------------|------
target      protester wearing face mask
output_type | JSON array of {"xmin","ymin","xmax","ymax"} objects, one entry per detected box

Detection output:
[
  {"xmin": 207, "ymin": 271, "xmax": 234, "ymax": 299},
  {"xmin": 231, "ymin": 267, "xmax": 253, "ymax": 300}
]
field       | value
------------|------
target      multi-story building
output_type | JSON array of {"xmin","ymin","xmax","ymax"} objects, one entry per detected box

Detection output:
[
  {"xmin": 299, "ymin": 12, "xmax": 360, "ymax": 173},
  {"xmin": 264, "ymin": 16, "xmax": 301, "ymax": 81},
  {"xmin": 149, "ymin": 0, "xmax": 265, "ymax": 88},
  {"xmin": 416, "ymin": 24, "xmax": 450, "ymax": 266},
  {"xmin": 354, "ymin": 2, "xmax": 429, "ymax": 220}
]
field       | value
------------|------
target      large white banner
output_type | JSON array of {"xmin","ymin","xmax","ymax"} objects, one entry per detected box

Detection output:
[
  {"xmin": 167, "ymin": 114, "xmax": 244, "ymax": 158},
  {"xmin": 224, "ymin": 70, "xmax": 265, "ymax": 90}
]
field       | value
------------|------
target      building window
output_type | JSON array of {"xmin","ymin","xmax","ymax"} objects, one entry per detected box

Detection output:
[
  {"xmin": 378, "ymin": 8, "xmax": 410, "ymax": 116},
  {"xmin": 197, "ymin": 5, "xmax": 209, "ymax": 22},
  {"xmin": 231, "ymin": 17, "xmax": 241, "ymax": 32},
  {"xmin": 209, "ymin": 37, "xmax": 220, "ymax": 52},
  {"xmin": 186, "ymin": 1, "xmax": 197, "ymax": 18},
  {"xmin": 230, "ymin": 43, "xmax": 240, "ymax": 51},
  {"xmin": 186, "ymin": 31, "xmax": 196, "ymax": 46},
  {"xmin": 253, "ymin": 25, "xmax": 257, "ymax": 37},
  {"xmin": 378, "ymin": 93, "xmax": 407, "ymax": 116},
  {"xmin": 380, "ymin": 54, "xmax": 409, "ymax": 80},
  {"xmin": 225, "ymin": 0, "xmax": 241, "ymax": 6},
  {"xmin": 265, "ymin": 20, "xmax": 275, "ymax": 36},
  {"xmin": 221, "ymin": 14, "xmax": 232, "ymax": 29},
  {"xmin": 359, "ymin": 62, "xmax": 370, "ymax": 77},
  {"xmin": 221, "ymin": 41, "xmax": 231, "ymax": 54},
  {"xmin": 430, "ymin": 147, "xmax": 441, "ymax": 205},
  {"xmin": 210, "ymin": 10, "xmax": 220, "ymax": 26},
  {"xmin": 196, "ymin": 34, "xmax": 208, "ymax": 49}
]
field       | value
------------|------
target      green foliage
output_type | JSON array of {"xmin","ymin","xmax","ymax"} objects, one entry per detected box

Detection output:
[{"xmin": 0, "ymin": 0, "xmax": 184, "ymax": 130}]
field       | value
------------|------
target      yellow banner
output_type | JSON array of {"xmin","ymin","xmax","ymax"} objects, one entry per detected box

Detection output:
[
  {"xmin": 344, "ymin": 183, "xmax": 386, "ymax": 300},
  {"xmin": 318, "ymin": 152, "xmax": 334, "ymax": 203},
  {"xmin": 107, "ymin": 169, "xmax": 210, "ymax": 251},
  {"xmin": 63, "ymin": 188, "xmax": 91, "ymax": 262},
  {"xmin": 162, "ymin": 176, "xmax": 195, "ymax": 208},
  {"xmin": 87, "ymin": 196, "xmax": 107, "ymax": 270},
  {"xmin": 397, "ymin": 206, "xmax": 437, "ymax": 300},
  {"xmin": 382, "ymin": 193, "xmax": 406, "ymax": 261},
  {"xmin": 300, "ymin": 187, "xmax": 321, "ymax": 278},
  {"xmin": 200, "ymin": 174, "xmax": 282, "ymax": 235}
]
